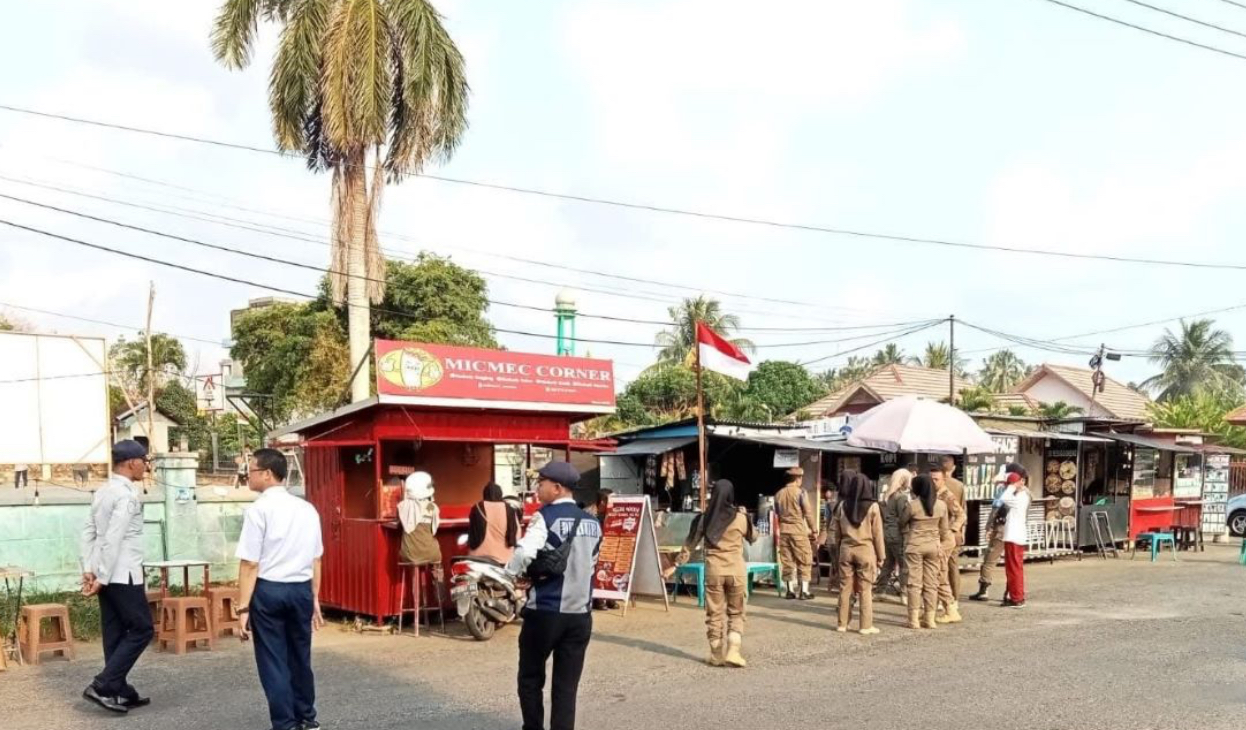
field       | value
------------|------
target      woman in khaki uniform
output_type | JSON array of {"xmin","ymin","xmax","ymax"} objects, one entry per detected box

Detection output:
[
  {"xmin": 899, "ymin": 474, "xmax": 952, "ymax": 629},
  {"xmin": 827, "ymin": 471, "xmax": 886, "ymax": 635},
  {"xmin": 667, "ymin": 479, "xmax": 756, "ymax": 667}
]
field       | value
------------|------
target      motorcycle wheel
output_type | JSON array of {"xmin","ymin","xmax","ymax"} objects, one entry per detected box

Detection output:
[{"xmin": 464, "ymin": 602, "xmax": 498, "ymax": 641}]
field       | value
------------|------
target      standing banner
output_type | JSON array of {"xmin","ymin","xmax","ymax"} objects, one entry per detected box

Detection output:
[{"xmin": 592, "ymin": 496, "xmax": 669, "ymax": 612}]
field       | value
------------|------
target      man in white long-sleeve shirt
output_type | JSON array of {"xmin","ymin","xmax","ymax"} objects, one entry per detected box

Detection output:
[{"xmin": 79, "ymin": 440, "xmax": 154, "ymax": 714}]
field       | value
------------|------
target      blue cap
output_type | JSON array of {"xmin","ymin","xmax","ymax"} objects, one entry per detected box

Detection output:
[
  {"xmin": 112, "ymin": 439, "xmax": 148, "ymax": 464},
  {"xmin": 537, "ymin": 461, "xmax": 580, "ymax": 489}
]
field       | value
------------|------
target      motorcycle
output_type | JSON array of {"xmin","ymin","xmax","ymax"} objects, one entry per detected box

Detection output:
[{"xmin": 449, "ymin": 555, "xmax": 527, "ymax": 641}]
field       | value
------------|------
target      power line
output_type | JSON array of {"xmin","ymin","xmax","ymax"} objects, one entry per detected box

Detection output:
[
  {"xmin": 799, "ymin": 321, "xmax": 945, "ymax": 367},
  {"xmin": 1036, "ymin": 0, "xmax": 1246, "ymax": 61},
  {"xmin": 8, "ymin": 102, "xmax": 1246, "ymax": 273},
  {"xmin": 0, "ymin": 171, "xmax": 911, "ymax": 328},
  {"xmin": 1116, "ymin": 0, "xmax": 1246, "ymax": 39},
  {"xmin": 1216, "ymin": 0, "xmax": 1246, "ymax": 11},
  {"xmin": 0, "ymin": 301, "xmax": 222, "ymax": 347}
]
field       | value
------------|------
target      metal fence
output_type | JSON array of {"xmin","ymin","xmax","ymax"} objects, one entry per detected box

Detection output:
[{"xmin": 1230, "ymin": 460, "xmax": 1246, "ymax": 497}]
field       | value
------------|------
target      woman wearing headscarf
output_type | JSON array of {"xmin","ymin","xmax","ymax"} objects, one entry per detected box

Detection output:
[
  {"xmin": 899, "ymin": 473, "xmax": 952, "ymax": 629},
  {"xmin": 468, "ymin": 482, "xmax": 519, "ymax": 564},
  {"xmin": 398, "ymin": 471, "xmax": 442, "ymax": 566},
  {"xmin": 664, "ymin": 479, "xmax": 756, "ymax": 668},
  {"xmin": 876, "ymin": 468, "xmax": 913, "ymax": 603},
  {"xmin": 826, "ymin": 471, "xmax": 886, "ymax": 635}
]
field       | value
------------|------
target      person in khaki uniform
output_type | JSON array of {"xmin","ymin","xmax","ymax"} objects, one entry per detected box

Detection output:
[
  {"xmin": 774, "ymin": 467, "xmax": 816, "ymax": 600},
  {"xmin": 876, "ymin": 468, "xmax": 913, "ymax": 603},
  {"xmin": 667, "ymin": 479, "xmax": 755, "ymax": 667},
  {"xmin": 827, "ymin": 472, "xmax": 885, "ymax": 635},
  {"xmin": 899, "ymin": 474, "xmax": 952, "ymax": 629},
  {"xmin": 970, "ymin": 466, "xmax": 1014, "ymax": 602},
  {"xmin": 930, "ymin": 467, "xmax": 965, "ymax": 624},
  {"xmin": 939, "ymin": 456, "xmax": 968, "ymax": 603}
]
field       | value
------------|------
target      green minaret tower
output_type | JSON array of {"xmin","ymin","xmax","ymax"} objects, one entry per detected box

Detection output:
[{"xmin": 555, "ymin": 289, "xmax": 577, "ymax": 356}]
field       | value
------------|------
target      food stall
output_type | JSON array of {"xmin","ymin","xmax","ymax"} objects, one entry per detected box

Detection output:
[
  {"xmin": 273, "ymin": 340, "xmax": 615, "ymax": 620},
  {"xmin": 1101, "ymin": 433, "xmax": 1200, "ymax": 540}
]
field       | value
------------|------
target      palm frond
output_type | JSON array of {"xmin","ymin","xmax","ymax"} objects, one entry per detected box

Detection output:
[
  {"xmin": 268, "ymin": 0, "xmax": 331, "ymax": 150},
  {"xmin": 212, "ymin": 0, "xmax": 264, "ymax": 70},
  {"xmin": 323, "ymin": 0, "xmax": 392, "ymax": 152}
]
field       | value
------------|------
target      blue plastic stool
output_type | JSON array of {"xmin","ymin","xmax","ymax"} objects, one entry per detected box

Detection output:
[
  {"xmin": 1238, "ymin": 539, "xmax": 1246, "ymax": 565},
  {"xmin": 745, "ymin": 562, "xmax": 783, "ymax": 599},
  {"xmin": 1134, "ymin": 532, "xmax": 1177, "ymax": 562},
  {"xmin": 671, "ymin": 563, "xmax": 706, "ymax": 607}
]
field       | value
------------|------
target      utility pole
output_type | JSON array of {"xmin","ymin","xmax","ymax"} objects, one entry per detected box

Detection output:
[
  {"xmin": 948, "ymin": 314, "xmax": 956, "ymax": 404},
  {"xmin": 145, "ymin": 282, "xmax": 155, "ymax": 451},
  {"xmin": 1088, "ymin": 343, "xmax": 1106, "ymax": 418}
]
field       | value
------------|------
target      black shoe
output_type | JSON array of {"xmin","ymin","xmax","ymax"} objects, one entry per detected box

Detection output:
[
  {"xmin": 1007, "ymin": 600, "xmax": 1026, "ymax": 609},
  {"xmin": 969, "ymin": 585, "xmax": 991, "ymax": 602},
  {"xmin": 122, "ymin": 696, "xmax": 151, "ymax": 709},
  {"xmin": 83, "ymin": 686, "xmax": 129, "ymax": 714},
  {"xmin": 799, "ymin": 592, "xmax": 814, "ymax": 601},
  {"xmin": 301, "ymin": 722, "xmax": 321, "ymax": 730},
  {"xmin": 785, "ymin": 591, "xmax": 797, "ymax": 600}
]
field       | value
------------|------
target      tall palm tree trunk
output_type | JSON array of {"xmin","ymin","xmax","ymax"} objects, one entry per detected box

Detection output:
[{"xmin": 343, "ymin": 151, "xmax": 372, "ymax": 402}]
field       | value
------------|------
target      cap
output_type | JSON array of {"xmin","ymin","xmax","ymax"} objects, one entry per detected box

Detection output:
[
  {"xmin": 1005, "ymin": 472, "xmax": 1023, "ymax": 485},
  {"xmin": 112, "ymin": 439, "xmax": 148, "ymax": 464},
  {"xmin": 786, "ymin": 467, "xmax": 805, "ymax": 477},
  {"xmin": 538, "ymin": 461, "xmax": 580, "ymax": 489}
]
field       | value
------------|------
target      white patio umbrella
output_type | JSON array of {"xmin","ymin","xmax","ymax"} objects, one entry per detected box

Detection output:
[{"xmin": 845, "ymin": 396, "xmax": 998, "ymax": 454}]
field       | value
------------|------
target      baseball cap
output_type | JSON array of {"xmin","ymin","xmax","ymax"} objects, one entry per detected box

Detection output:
[
  {"xmin": 1005, "ymin": 472, "xmax": 1023, "ymax": 485},
  {"xmin": 112, "ymin": 439, "xmax": 148, "ymax": 464},
  {"xmin": 537, "ymin": 461, "xmax": 580, "ymax": 489}
]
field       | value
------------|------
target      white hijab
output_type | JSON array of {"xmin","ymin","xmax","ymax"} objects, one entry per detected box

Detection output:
[{"xmin": 398, "ymin": 471, "xmax": 439, "ymax": 535}]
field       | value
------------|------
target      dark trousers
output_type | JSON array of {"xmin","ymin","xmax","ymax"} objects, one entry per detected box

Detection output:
[
  {"xmin": 14, "ymin": 469, "xmax": 27, "ymax": 488},
  {"xmin": 94, "ymin": 579, "xmax": 153, "ymax": 697},
  {"xmin": 251, "ymin": 579, "xmax": 316, "ymax": 730},
  {"xmin": 517, "ymin": 610, "xmax": 592, "ymax": 730}
]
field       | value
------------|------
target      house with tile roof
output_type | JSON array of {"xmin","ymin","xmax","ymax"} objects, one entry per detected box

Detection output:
[
  {"xmin": 1011, "ymin": 363, "xmax": 1151, "ymax": 421},
  {"xmin": 796, "ymin": 364, "xmax": 975, "ymax": 418}
]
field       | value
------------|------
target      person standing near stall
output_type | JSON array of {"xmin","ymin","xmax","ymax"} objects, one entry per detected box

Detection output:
[
  {"xmin": 876, "ymin": 468, "xmax": 913, "ymax": 604},
  {"xmin": 940, "ymin": 455, "xmax": 968, "ymax": 603},
  {"xmin": 999, "ymin": 469, "xmax": 1032, "ymax": 608},
  {"xmin": 969, "ymin": 465, "xmax": 1021, "ymax": 602},
  {"xmin": 900, "ymin": 474, "xmax": 952, "ymax": 630},
  {"xmin": 929, "ymin": 466, "xmax": 965, "ymax": 624},
  {"xmin": 666, "ymin": 479, "xmax": 756, "ymax": 667},
  {"xmin": 827, "ymin": 472, "xmax": 886, "ymax": 635},
  {"xmin": 469, "ymin": 482, "xmax": 520, "ymax": 564},
  {"xmin": 775, "ymin": 466, "xmax": 816, "ymax": 600},
  {"xmin": 397, "ymin": 472, "xmax": 442, "ymax": 567}
]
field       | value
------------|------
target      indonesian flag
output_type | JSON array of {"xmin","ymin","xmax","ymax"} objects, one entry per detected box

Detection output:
[{"xmin": 696, "ymin": 321, "xmax": 753, "ymax": 381}]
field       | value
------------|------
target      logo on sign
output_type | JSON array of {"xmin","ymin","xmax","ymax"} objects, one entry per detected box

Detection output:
[{"xmin": 377, "ymin": 347, "xmax": 445, "ymax": 392}]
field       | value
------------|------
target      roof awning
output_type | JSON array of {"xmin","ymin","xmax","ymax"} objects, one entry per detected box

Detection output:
[
  {"xmin": 988, "ymin": 429, "xmax": 1111, "ymax": 443},
  {"xmin": 1102, "ymin": 433, "xmax": 1199, "ymax": 453},
  {"xmin": 604, "ymin": 437, "xmax": 696, "ymax": 456},
  {"xmin": 715, "ymin": 432, "xmax": 878, "ymax": 455}
]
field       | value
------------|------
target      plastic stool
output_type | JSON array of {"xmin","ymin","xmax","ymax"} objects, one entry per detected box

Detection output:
[
  {"xmin": 745, "ymin": 562, "xmax": 783, "ymax": 599},
  {"xmin": 158, "ymin": 597, "xmax": 215, "ymax": 654},
  {"xmin": 206, "ymin": 587, "xmax": 242, "ymax": 638},
  {"xmin": 1238, "ymin": 539, "xmax": 1246, "ymax": 565},
  {"xmin": 18, "ymin": 603, "xmax": 75, "ymax": 665},
  {"xmin": 1133, "ymin": 532, "xmax": 1177, "ymax": 562},
  {"xmin": 398, "ymin": 563, "xmax": 446, "ymax": 637},
  {"xmin": 670, "ymin": 563, "xmax": 706, "ymax": 607}
]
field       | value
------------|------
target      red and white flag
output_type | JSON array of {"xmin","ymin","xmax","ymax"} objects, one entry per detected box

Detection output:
[{"xmin": 696, "ymin": 322, "xmax": 753, "ymax": 381}]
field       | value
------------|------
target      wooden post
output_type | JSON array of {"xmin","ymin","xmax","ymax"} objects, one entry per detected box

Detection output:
[
  {"xmin": 696, "ymin": 331, "xmax": 708, "ymax": 511},
  {"xmin": 948, "ymin": 314, "xmax": 956, "ymax": 405},
  {"xmin": 145, "ymin": 282, "xmax": 156, "ymax": 451}
]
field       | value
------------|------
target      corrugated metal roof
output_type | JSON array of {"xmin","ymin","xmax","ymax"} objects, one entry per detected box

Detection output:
[
  {"xmin": 604, "ymin": 437, "xmax": 696, "ymax": 456},
  {"xmin": 715, "ymin": 432, "xmax": 878, "ymax": 454},
  {"xmin": 988, "ymin": 429, "xmax": 1111, "ymax": 443},
  {"xmin": 1102, "ymin": 432, "xmax": 1199, "ymax": 453}
]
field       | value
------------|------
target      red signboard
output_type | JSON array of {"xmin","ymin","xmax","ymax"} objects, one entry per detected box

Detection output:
[
  {"xmin": 593, "ymin": 499, "xmax": 644, "ymax": 599},
  {"xmin": 375, "ymin": 340, "xmax": 616, "ymax": 407}
]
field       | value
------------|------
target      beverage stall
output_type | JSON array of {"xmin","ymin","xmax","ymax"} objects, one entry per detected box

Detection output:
[{"xmin": 272, "ymin": 340, "xmax": 616, "ymax": 620}]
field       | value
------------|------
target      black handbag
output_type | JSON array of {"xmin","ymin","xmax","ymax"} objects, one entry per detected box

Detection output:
[
  {"xmin": 527, "ymin": 515, "xmax": 584, "ymax": 584},
  {"xmin": 992, "ymin": 504, "xmax": 1010, "ymax": 528}
]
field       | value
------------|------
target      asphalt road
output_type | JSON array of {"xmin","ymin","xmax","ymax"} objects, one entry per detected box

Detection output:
[{"xmin": 5, "ymin": 545, "xmax": 1246, "ymax": 730}]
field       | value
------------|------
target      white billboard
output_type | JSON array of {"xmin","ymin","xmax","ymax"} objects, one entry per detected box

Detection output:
[{"xmin": 0, "ymin": 332, "xmax": 110, "ymax": 465}]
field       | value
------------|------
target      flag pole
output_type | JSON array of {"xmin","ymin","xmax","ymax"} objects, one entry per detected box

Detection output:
[{"xmin": 695, "ymin": 323, "xmax": 708, "ymax": 511}]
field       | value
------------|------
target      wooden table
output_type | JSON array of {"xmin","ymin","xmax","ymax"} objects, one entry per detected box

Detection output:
[
  {"xmin": 144, "ymin": 560, "xmax": 211, "ymax": 597},
  {"xmin": 1, "ymin": 565, "xmax": 34, "ymax": 666}
]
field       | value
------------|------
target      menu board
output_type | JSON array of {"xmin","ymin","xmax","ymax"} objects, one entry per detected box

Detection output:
[
  {"xmin": 592, "ymin": 496, "xmax": 669, "ymax": 610},
  {"xmin": 1202, "ymin": 453, "xmax": 1230, "ymax": 537}
]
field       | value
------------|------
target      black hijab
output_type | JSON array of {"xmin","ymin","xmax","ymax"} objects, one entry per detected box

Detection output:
[
  {"xmin": 700, "ymin": 479, "xmax": 740, "ymax": 548},
  {"xmin": 842, "ymin": 471, "xmax": 877, "ymax": 528},
  {"xmin": 482, "ymin": 482, "xmax": 504, "ymax": 502},
  {"xmin": 911, "ymin": 474, "xmax": 937, "ymax": 516}
]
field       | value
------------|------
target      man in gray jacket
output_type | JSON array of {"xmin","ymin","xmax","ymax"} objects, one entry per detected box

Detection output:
[{"xmin": 79, "ymin": 440, "xmax": 154, "ymax": 713}]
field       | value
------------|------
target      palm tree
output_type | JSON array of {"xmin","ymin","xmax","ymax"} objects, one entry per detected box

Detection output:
[
  {"xmin": 979, "ymin": 350, "xmax": 1029, "ymax": 393},
  {"xmin": 956, "ymin": 385, "xmax": 996, "ymax": 413},
  {"xmin": 871, "ymin": 343, "xmax": 906, "ymax": 367},
  {"xmin": 817, "ymin": 356, "xmax": 874, "ymax": 393},
  {"xmin": 1036, "ymin": 401, "xmax": 1084, "ymax": 419},
  {"xmin": 212, "ymin": 0, "xmax": 469, "ymax": 402},
  {"xmin": 655, "ymin": 296, "xmax": 754, "ymax": 366},
  {"xmin": 911, "ymin": 341, "xmax": 969, "ymax": 374},
  {"xmin": 1142, "ymin": 319, "xmax": 1243, "ymax": 401},
  {"xmin": 110, "ymin": 333, "xmax": 188, "ymax": 398}
]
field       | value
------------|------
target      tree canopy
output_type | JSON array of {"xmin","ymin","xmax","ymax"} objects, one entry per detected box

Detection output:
[
  {"xmin": 1143, "ymin": 319, "xmax": 1243, "ymax": 401},
  {"xmin": 109, "ymin": 333, "xmax": 188, "ymax": 399},
  {"xmin": 655, "ymin": 296, "xmax": 753, "ymax": 366},
  {"xmin": 978, "ymin": 350, "xmax": 1029, "ymax": 393}
]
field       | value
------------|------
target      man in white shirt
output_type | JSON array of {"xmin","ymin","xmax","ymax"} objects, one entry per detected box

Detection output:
[
  {"xmin": 998, "ymin": 468, "xmax": 1033, "ymax": 609},
  {"xmin": 79, "ymin": 440, "xmax": 153, "ymax": 714},
  {"xmin": 236, "ymin": 448, "xmax": 325, "ymax": 730}
]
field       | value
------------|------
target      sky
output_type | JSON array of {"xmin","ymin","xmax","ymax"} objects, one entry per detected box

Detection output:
[{"xmin": 3, "ymin": 0, "xmax": 1246, "ymax": 396}]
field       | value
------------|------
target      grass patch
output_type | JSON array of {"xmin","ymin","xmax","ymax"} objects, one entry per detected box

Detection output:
[{"xmin": 0, "ymin": 590, "xmax": 103, "ymax": 642}]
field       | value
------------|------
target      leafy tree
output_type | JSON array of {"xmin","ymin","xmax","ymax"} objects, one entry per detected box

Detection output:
[
  {"xmin": 1148, "ymin": 391, "xmax": 1246, "ymax": 449},
  {"xmin": 213, "ymin": 0, "xmax": 469, "ymax": 402},
  {"xmin": 232, "ymin": 303, "xmax": 351, "ymax": 423},
  {"xmin": 109, "ymin": 333, "xmax": 188, "ymax": 398},
  {"xmin": 108, "ymin": 385, "xmax": 130, "ymax": 420},
  {"xmin": 1036, "ymin": 401, "xmax": 1084, "ymax": 419},
  {"xmin": 743, "ymin": 361, "xmax": 826, "ymax": 418},
  {"xmin": 871, "ymin": 343, "xmax": 906, "ymax": 367},
  {"xmin": 0, "ymin": 313, "xmax": 26, "ymax": 332},
  {"xmin": 373, "ymin": 256, "xmax": 496, "ymax": 347},
  {"xmin": 979, "ymin": 350, "xmax": 1029, "ymax": 393},
  {"xmin": 1007, "ymin": 405, "xmax": 1030, "ymax": 417},
  {"xmin": 956, "ymin": 385, "xmax": 997, "ymax": 413},
  {"xmin": 655, "ymin": 296, "xmax": 753, "ymax": 366},
  {"xmin": 817, "ymin": 356, "xmax": 874, "ymax": 393},
  {"xmin": 615, "ymin": 365, "xmax": 743, "ymax": 426},
  {"xmin": 1143, "ymin": 319, "xmax": 1243, "ymax": 401}
]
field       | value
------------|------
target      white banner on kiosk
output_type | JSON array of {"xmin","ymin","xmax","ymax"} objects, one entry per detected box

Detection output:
[{"xmin": 591, "ymin": 496, "xmax": 669, "ymax": 612}]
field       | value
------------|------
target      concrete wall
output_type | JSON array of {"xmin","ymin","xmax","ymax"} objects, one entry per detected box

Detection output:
[{"xmin": 0, "ymin": 453, "xmax": 256, "ymax": 593}]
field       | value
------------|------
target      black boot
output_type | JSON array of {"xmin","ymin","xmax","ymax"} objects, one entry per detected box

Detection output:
[{"xmin": 968, "ymin": 582, "xmax": 990, "ymax": 602}]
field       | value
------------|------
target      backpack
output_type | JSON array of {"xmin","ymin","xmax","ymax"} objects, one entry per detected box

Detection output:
[{"xmin": 527, "ymin": 515, "xmax": 585, "ymax": 584}]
